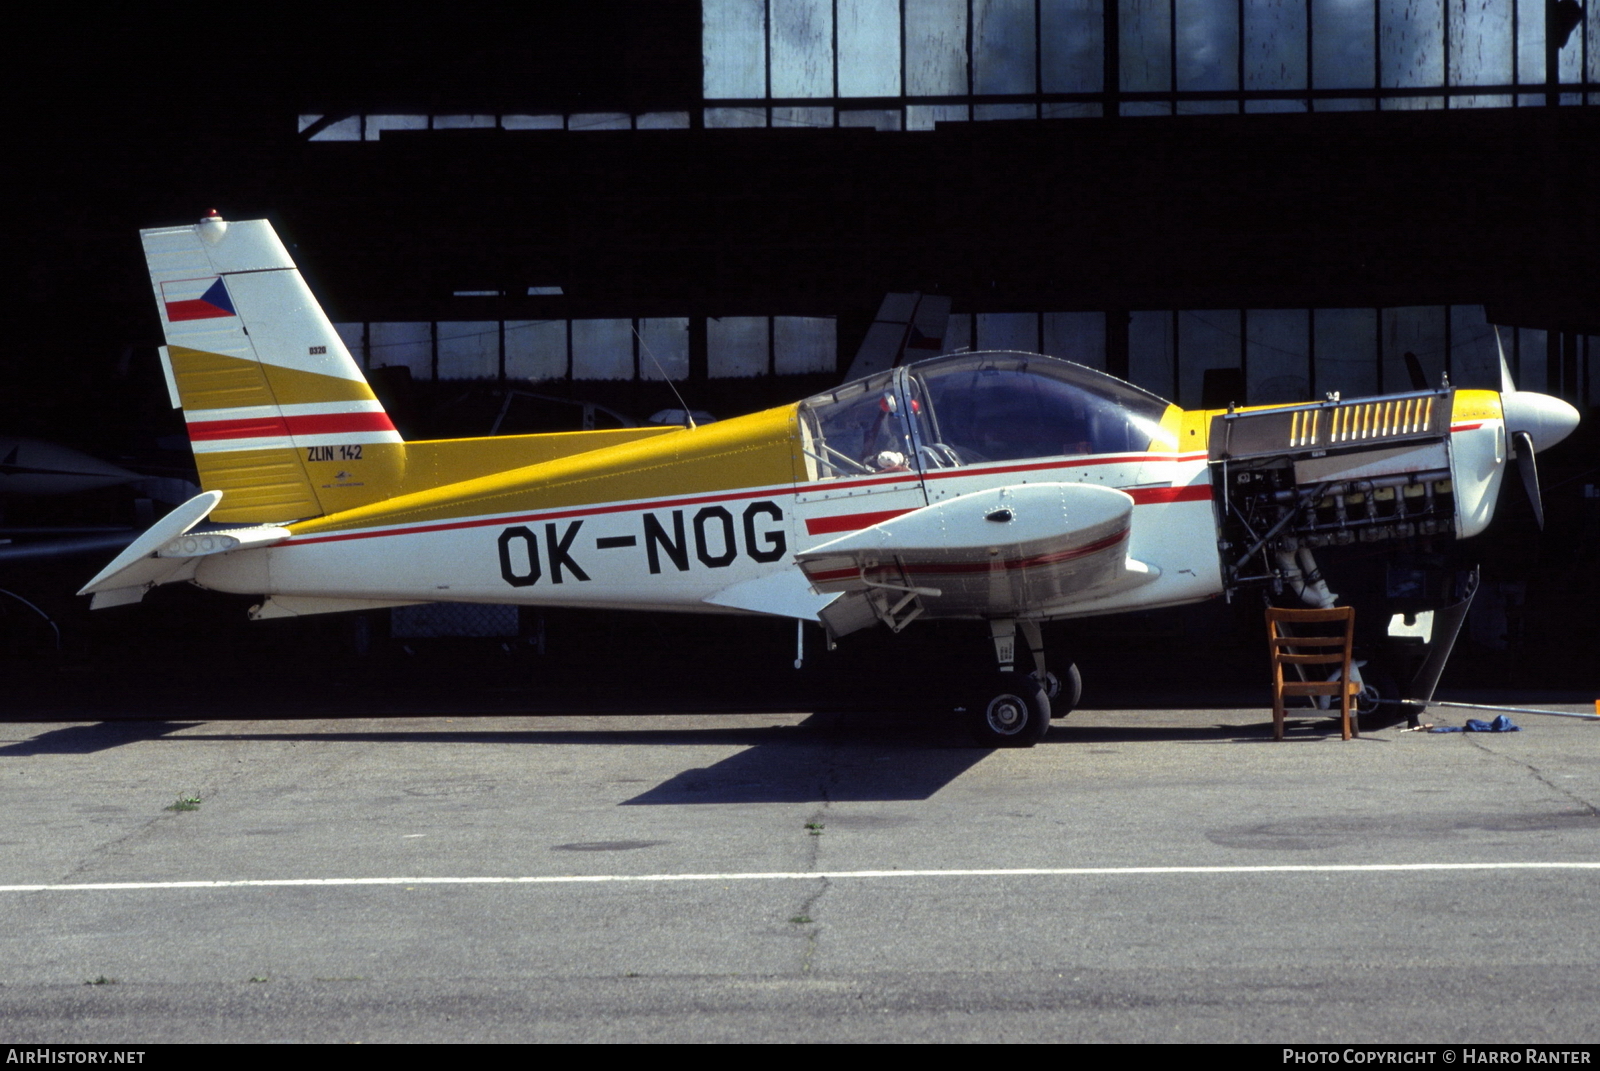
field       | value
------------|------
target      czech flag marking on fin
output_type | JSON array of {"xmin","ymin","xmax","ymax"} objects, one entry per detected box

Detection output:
[{"xmin": 161, "ymin": 277, "xmax": 236, "ymax": 322}]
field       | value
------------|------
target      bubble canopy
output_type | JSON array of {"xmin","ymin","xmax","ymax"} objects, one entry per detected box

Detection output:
[{"xmin": 799, "ymin": 352, "xmax": 1175, "ymax": 480}]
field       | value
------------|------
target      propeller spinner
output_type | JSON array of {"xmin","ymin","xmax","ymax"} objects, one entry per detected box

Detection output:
[{"xmin": 1495, "ymin": 328, "xmax": 1581, "ymax": 529}]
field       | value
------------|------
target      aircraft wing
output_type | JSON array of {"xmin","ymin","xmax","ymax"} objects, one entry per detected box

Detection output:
[{"xmin": 795, "ymin": 483, "xmax": 1159, "ymax": 634}]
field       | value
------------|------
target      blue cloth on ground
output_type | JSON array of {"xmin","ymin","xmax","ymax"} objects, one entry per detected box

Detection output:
[{"xmin": 1429, "ymin": 715, "xmax": 1520, "ymax": 733}]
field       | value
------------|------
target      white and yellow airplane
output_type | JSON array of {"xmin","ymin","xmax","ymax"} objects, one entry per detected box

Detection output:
[{"xmin": 81, "ymin": 213, "xmax": 1580, "ymax": 745}]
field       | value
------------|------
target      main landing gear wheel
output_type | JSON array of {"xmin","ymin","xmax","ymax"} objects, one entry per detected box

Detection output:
[
  {"xmin": 966, "ymin": 673, "xmax": 1052, "ymax": 747},
  {"xmin": 1037, "ymin": 663, "xmax": 1082, "ymax": 718}
]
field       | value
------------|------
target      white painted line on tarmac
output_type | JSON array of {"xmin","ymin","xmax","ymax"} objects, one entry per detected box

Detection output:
[{"xmin": 3, "ymin": 861, "xmax": 1600, "ymax": 893}]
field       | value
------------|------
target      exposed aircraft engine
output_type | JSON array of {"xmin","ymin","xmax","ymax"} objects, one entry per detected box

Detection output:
[{"xmin": 1210, "ymin": 387, "xmax": 1459, "ymax": 594}]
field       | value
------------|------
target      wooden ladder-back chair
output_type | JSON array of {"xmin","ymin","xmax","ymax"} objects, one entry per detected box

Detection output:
[{"xmin": 1265, "ymin": 606, "xmax": 1360, "ymax": 741}]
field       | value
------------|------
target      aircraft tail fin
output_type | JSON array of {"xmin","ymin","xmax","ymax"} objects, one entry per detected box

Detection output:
[
  {"xmin": 843, "ymin": 292, "xmax": 952, "ymax": 381},
  {"xmin": 142, "ymin": 212, "xmax": 405, "ymax": 524}
]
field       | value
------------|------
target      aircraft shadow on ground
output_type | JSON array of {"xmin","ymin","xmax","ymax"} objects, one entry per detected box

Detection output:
[
  {"xmin": 622, "ymin": 714, "xmax": 990, "ymax": 804},
  {"xmin": 0, "ymin": 720, "xmax": 200, "ymax": 756}
]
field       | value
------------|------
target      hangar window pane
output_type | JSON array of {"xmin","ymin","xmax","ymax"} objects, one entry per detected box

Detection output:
[
  {"xmin": 1244, "ymin": 309, "xmax": 1311, "ymax": 404},
  {"xmin": 773, "ymin": 105, "xmax": 836, "ymax": 127},
  {"xmin": 977, "ymin": 312, "xmax": 1040, "ymax": 353},
  {"xmin": 974, "ymin": 0, "xmax": 1038, "ymax": 95},
  {"xmin": 433, "ymin": 115, "xmax": 496, "ymax": 130},
  {"xmin": 636, "ymin": 111, "xmax": 692, "ymax": 129},
  {"xmin": 1590, "ymin": 14, "xmax": 1599, "ymax": 102},
  {"xmin": 1448, "ymin": 0, "xmax": 1512, "ymax": 103},
  {"xmin": 839, "ymin": 109, "xmax": 904, "ymax": 129},
  {"xmin": 1556, "ymin": 14, "xmax": 1581, "ymax": 86},
  {"xmin": 1129, "ymin": 310, "xmax": 1177, "ymax": 399},
  {"xmin": 1515, "ymin": 0, "xmax": 1545, "ymax": 83},
  {"xmin": 1380, "ymin": 306, "xmax": 1447, "ymax": 391},
  {"xmin": 333, "ymin": 323, "xmax": 367, "ymax": 367},
  {"xmin": 305, "ymin": 116, "xmax": 361, "ymax": 141},
  {"xmin": 704, "ymin": 0, "xmax": 768, "ymax": 98},
  {"xmin": 572, "ymin": 319, "xmax": 635, "ymax": 380},
  {"xmin": 1042, "ymin": 0, "xmax": 1105, "ymax": 93},
  {"xmin": 1177, "ymin": 310, "xmax": 1243, "ymax": 408},
  {"xmin": 1449, "ymin": 306, "xmax": 1503, "ymax": 390},
  {"xmin": 975, "ymin": 103, "xmax": 1039, "ymax": 119},
  {"xmin": 365, "ymin": 114, "xmax": 428, "ymax": 140},
  {"xmin": 569, "ymin": 113, "xmax": 632, "ymax": 130},
  {"xmin": 772, "ymin": 0, "xmax": 835, "ymax": 98},
  {"xmin": 1177, "ymin": 0, "xmax": 1241, "ymax": 94},
  {"xmin": 1245, "ymin": 0, "xmax": 1308, "ymax": 94},
  {"xmin": 705, "ymin": 107, "xmax": 771, "ymax": 127},
  {"xmin": 1313, "ymin": 308, "xmax": 1379, "ymax": 396},
  {"xmin": 1121, "ymin": 0, "xmax": 1175, "ymax": 93},
  {"xmin": 709, "ymin": 316, "xmax": 771, "ymax": 377},
  {"xmin": 1588, "ymin": 338, "xmax": 1599, "ymax": 406},
  {"xmin": 775, "ymin": 316, "xmax": 838, "ymax": 374},
  {"xmin": 945, "ymin": 313, "xmax": 974, "ymax": 354},
  {"xmin": 505, "ymin": 320, "xmax": 568, "ymax": 383},
  {"xmin": 1044, "ymin": 312, "xmax": 1108, "ymax": 371},
  {"xmin": 906, "ymin": 0, "xmax": 970, "ymax": 95},
  {"xmin": 369, "ymin": 322, "xmax": 434, "ymax": 381},
  {"xmin": 1043, "ymin": 100, "xmax": 1107, "ymax": 116},
  {"xmin": 502, "ymin": 115, "xmax": 565, "ymax": 130},
  {"xmin": 1246, "ymin": 98, "xmax": 1311, "ymax": 112},
  {"xmin": 1515, "ymin": 327, "xmax": 1547, "ymax": 390},
  {"xmin": 838, "ymin": 0, "xmax": 902, "ymax": 97},
  {"xmin": 1312, "ymin": 0, "xmax": 1377, "ymax": 90},
  {"xmin": 437, "ymin": 322, "xmax": 499, "ymax": 380},
  {"xmin": 639, "ymin": 318, "xmax": 691, "ymax": 382},
  {"xmin": 907, "ymin": 103, "xmax": 973, "ymax": 128},
  {"xmin": 1379, "ymin": 0, "xmax": 1444, "ymax": 89}
]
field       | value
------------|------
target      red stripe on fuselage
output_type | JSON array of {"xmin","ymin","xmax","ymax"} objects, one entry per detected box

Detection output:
[
  {"xmin": 286, "ymin": 455, "xmax": 1210, "ymax": 547},
  {"xmin": 805, "ymin": 508, "xmax": 914, "ymax": 536}
]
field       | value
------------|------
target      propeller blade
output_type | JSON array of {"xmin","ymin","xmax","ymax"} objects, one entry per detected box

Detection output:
[
  {"xmin": 1403, "ymin": 351, "xmax": 1428, "ymax": 391},
  {"xmin": 1495, "ymin": 325, "xmax": 1516, "ymax": 394},
  {"xmin": 1511, "ymin": 429, "xmax": 1545, "ymax": 530}
]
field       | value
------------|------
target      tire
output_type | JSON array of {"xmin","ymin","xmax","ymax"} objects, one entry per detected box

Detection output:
[
  {"xmin": 1039, "ymin": 663, "xmax": 1082, "ymax": 718},
  {"xmin": 967, "ymin": 673, "xmax": 1052, "ymax": 747}
]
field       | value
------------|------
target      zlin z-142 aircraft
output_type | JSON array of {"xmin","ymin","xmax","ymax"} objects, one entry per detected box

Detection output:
[{"xmin": 82, "ymin": 214, "xmax": 1581, "ymax": 745}]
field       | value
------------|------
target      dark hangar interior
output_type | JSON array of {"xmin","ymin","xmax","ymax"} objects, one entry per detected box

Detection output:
[{"xmin": 2, "ymin": 3, "xmax": 1596, "ymax": 699}]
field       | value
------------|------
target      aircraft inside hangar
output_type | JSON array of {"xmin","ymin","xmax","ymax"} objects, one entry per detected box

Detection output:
[{"xmin": 2, "ymin": 2, "xmax": 1596, "ymax": 711}]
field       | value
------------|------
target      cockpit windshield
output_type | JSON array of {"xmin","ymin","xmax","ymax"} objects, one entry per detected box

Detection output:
[
  {"xmin": 907, "ymin": 353, "xmax": 1173, "ymax": 465},
  {"xmin": 798, "ymin": 352, "xmax": 1174, "ymax": 481}
]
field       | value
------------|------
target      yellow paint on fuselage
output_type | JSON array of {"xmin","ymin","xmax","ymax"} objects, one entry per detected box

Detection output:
[
  {"xmin": 399, "ymin": 427, "xmax": 675, "ymax": 492},
  {"xmin": 289, "ymin": 404, "xmax": 802, "ymax": 536},
  {"xmin": 1451, "ymin": 389, "xmax": 1502, "ymax": 423}
]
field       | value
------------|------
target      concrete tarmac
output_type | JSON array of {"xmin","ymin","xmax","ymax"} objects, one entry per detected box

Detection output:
[{"xmin": 2, "ymin": 699, "xmax": 1599, "ymax": 1043}]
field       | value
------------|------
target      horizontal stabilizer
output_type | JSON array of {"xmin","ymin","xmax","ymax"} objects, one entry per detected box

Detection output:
[{"xmin": 78, "ymin": 490, "xmax": 223, "ymax": 599}]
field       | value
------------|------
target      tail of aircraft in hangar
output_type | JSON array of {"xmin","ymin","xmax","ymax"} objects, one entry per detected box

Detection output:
[{"xmin": 80, "ymin": 212, "xmax": 1581, "ymax": 746}]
